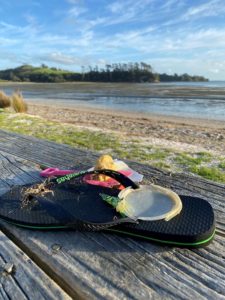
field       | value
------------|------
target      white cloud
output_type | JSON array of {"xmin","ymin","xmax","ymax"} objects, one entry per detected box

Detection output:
[
  {"xmin": 0, "ymin": 37, "xmax": 19, "ymax": 46},
  {"xmin": 106, "ymin": 0, "xmax": 155, "ymax": 25},
  {"xmin": 70, "ymin": 0, "xmax": 155, "ymax": 31},
  {"xmin": 108, "ymin": 0, "xmax": 153, "ymax": 14},
  {"xmin": 68, "ymin": 6, "xmax": 87, "ymax": 18},
  {"xmin": 24, "ymin": 14, "xmax": 37, "ymax": 25},
  {"xmin": 40, "ymin": 52, "xmax": 81, "ymax": 65},
  {"xmin": 86, "ymin": 17, "xmax": 108, "ymax": 28},
  {"xmin": 150, "ymin": 57, "xmax": 225, "ymax": 79},
  {"xmin": 161, "ymin": 0, "xmax": 183, "ymax": 10},
  {"xmin": 103, "ymin": 25, "xmax": 225, "ymax": 54},
  {"xmin": 0, "ymin": 20, "xmax": 40, "ymax": 37},
  {"xmin": 182, "ymin": 0, "xmax": 225, "ymax": 20},
  {"xmin": 107, "ymin": 1, "xmax": 123, "ymax": 13}
]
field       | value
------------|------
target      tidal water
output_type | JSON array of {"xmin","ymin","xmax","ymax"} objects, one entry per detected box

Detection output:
[{"xmin": 1, "ymin": 81, "xmax": 225, "ymax": 121}]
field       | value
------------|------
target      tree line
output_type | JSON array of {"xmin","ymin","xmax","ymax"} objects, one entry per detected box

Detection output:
[{"xmin": 0, "ymin": 63, "xmax": 208, "ymax": 83}]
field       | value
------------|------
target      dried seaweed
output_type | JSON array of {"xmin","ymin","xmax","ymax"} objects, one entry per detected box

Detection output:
[{"xmin": 21, "ymin": 179, "xmax": 54, "ymax": 209}]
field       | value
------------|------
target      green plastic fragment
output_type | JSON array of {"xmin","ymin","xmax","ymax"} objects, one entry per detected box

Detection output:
[
  {"xmin": 99, "ymin": 193, "xmax": 127, "ymax": 218},
  {"xmin": 99, "ymin": 193, "xmax": 120, "ymax": 208}
]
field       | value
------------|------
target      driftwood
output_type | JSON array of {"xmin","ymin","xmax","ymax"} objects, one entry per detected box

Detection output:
[{"xmin": 0, "ymin": 129, "xmax": 224, "ymax": 300}]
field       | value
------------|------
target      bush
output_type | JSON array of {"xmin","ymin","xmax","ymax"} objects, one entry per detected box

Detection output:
[
  {"xmin": 11, "ymin": 91, "xmax": 28, "ymax": 113},
  {"xmin": 0, "ymin": 90, "xmax": 11, "ymax": 108}
]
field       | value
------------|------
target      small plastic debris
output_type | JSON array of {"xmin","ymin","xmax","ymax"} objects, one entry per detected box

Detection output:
[
  {"xmin": 51, "ymin": 244, "xmax": 61, "ymax": 252},
  {"xmin": 116, "ymin": 185, "xmax": 182, "ymax": 221},
  {"xmin": 4, "ymin": 263, "xmax": 14, "ymax": 275},
  {"xmin": 91, "ymin": 154, "xmax": 143, "ymax": 183}
]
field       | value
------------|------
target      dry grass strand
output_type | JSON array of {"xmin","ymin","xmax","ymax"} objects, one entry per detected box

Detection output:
[
  {"xmin": 11, "ymin": 91, "xmax": 28, "ymax": 113},
  {"xmin": 21, "ymin": 180, "xmax": 54, "ymax": 209},
  {"xmin": 0, "ymin": 90, "xmax": 11, "ymax": 108}
]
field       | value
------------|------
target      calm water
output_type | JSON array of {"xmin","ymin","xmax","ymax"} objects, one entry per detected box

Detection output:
[
  {"xmin": 1, "ymin": 81, "xmax": 225, "ymax": 121},
  {"xmin": 156, "ymin": 81, "xmax": 225, "ymax": 88}
]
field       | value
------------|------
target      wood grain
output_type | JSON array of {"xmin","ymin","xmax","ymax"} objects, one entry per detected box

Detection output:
[
  {"xmin": 0, "ymin": 130, "xmax": 224, "ymax": 300},
  {"xmin": 0, "ymin": 231, "xmax": 71, "ymax": 300}
]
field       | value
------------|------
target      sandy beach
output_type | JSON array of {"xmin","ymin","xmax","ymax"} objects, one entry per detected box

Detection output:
[{"xmin": 28, "ymin": 102, "xmax": 225, "ymax": 156}]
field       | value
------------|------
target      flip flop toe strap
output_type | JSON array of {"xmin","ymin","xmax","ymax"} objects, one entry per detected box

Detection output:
[
  {"xmin": 51, "ymin": 169, "xmax": 140, "ymax": 230},
  {"xmin": 52, "ymin": 169, "xmax": 140, "ymax": 190}
]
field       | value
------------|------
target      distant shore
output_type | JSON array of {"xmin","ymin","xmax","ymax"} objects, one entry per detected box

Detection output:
[{"xmin": 28, "ymin": 102, "xmax": 225, "ymax": 156}]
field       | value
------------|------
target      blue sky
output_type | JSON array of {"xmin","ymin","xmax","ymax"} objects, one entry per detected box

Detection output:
[{"xmin": 1, "ymin": 0, "xmax": 225, "ymax": 80}]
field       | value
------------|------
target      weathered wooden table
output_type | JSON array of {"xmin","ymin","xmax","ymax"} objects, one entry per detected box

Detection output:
[{"xmin": 0, "ymin": 129, "xmax": 224, "ymax": 300}]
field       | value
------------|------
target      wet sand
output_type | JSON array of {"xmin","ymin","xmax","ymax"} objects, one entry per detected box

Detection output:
[{"xmin": 28, "ymin": 102, "xmax": 225, "ymax": 156}]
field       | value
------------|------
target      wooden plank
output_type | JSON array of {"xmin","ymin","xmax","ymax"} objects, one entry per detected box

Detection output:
[
  {"xmin": 1, "ymin": 224, "xmax": 225, "ymax": 300},
  {"xmin": 0, "ymin": 231, "xmax": 71, "ymax": 300},
  {"xmin": 0, "ymin": 129, "xmax": 94, "ymax": 169},
  {"xmin": 0, "ymin": 130, "xmax": 225, "ymax": 299}
]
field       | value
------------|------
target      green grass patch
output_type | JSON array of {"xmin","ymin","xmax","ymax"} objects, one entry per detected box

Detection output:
[
  {"xmin": 0, "ymin": 113, "xmax": 121, "ymax": 151},
  {"xmin": 0, "ymin": 112, "xmax": 224, "ymax": 184},
  {"xmin": 174, "ymin": 152, "xmax": 212, "ymax": 167},
  {"xmin": 115, "ymin": 146, "xmax": 171, "ymax": 163},
  {"xmin": 173, "ymin": 151, "xmax": 225, "ymax": 182},
  {"xmin": 151, "ymin": 161, "xmax": 171, "ymax": 170},
  {"xmin": 218, "ymin": 160, "xmax": 225, "ymax": 170},
  {"xmin": 189, "ymin": 166, "xmax": 225, "ymax": 183}
]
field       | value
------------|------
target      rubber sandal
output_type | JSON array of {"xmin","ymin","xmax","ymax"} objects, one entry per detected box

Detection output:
[
  {"xmin": 0, "ymin": 170, "xmax": 215, "ymax": 247},
  {"xmin": 40, "ymin": 167, "xmax": 133, "ymax": 188}
]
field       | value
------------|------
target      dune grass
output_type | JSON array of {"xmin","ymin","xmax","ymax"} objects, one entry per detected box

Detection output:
[
  {"xmin": 0, "ymin": 111, "xmax": 224, "ymax": 183},
  {"xmin": 11, "ymin": 91, "xmax": 28, "ymax": 113},
  {"xmin": 0, "ymin": 91, "xmax": 11, "ymax": 108}
]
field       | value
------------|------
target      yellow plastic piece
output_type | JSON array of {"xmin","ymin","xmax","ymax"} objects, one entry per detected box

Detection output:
[
  {"xmin": 117, "ymin": 185, "xmax": 183, "ymax": 222},
  {"xmin": 151, "ymin": 184, "xmax": 182, "ymax": 221},
  {"xmin": 94, "ymin": 154, "xmax": 118, "ymax": 181}
]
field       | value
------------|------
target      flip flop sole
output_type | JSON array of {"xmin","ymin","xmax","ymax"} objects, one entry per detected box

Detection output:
[
  {"xmin": 107, "ymin": 196, "xmax": 215, "ymax": 247},
  {"xmin": 0, "ymin": 183, "xmax": 215, "ymax": 247}
]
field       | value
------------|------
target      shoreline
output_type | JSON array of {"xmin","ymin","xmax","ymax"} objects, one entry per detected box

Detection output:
[
  {"xmin": 2, "ymin": 81, "xmax": 224, "ymax": 122},
  {"xmin": 26, "ymin": 99, "xmax": 225, "ymax": 128},
  {"xmin": 28, "ymin": 100, "xmax": 225, "ymax": 127},
  {"xmin": 28, "ymin": 102, "xmax": 225, "ymax": 156}
]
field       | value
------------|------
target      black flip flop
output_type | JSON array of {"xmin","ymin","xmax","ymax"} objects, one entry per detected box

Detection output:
[{"xmin": 0, "ymin": 169, "xmax": 215, "ymax": 247}]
